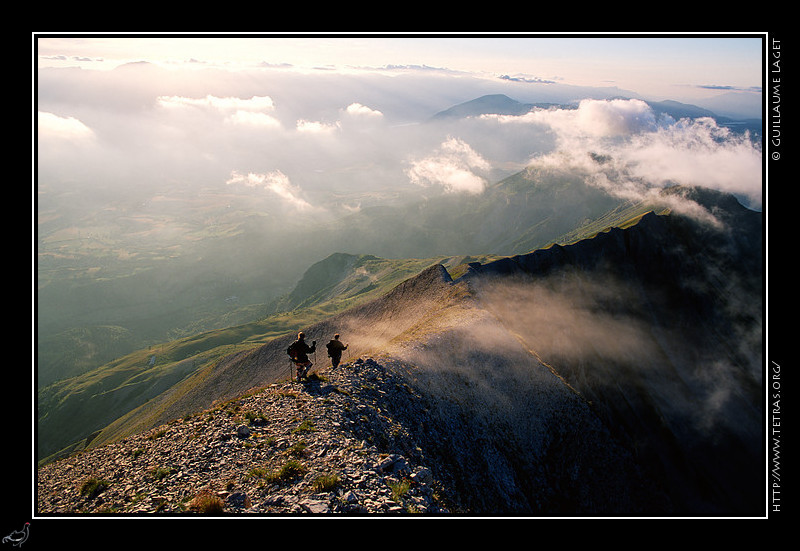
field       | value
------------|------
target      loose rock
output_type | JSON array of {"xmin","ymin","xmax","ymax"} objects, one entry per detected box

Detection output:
[{"xmin": 37, "ymin": 358, "xmax": 451, "ymax": 515}]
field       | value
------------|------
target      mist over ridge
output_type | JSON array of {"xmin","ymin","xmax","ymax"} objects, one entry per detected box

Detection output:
[
  {"xmin": 37, "ymin": 58, "xmax": 764, "ymax": 499},
  {"xmin": 50, "ymin": 195, "xmax": 762, "ymax": 515},
  {"xmin": 30, "ymin": 37, "xmax": 771, "ymax": 521},
  {"xmin": 36, "ymin": 60, "xmax": 762, "ymax": 396}
]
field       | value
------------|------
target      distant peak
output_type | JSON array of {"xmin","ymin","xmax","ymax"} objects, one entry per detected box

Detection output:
[
  {"xmin": 473, "ymin": 93, "xmax": 517, "ymax": 102},
  {"xmin": 431, "ymin": 94, "xmax": 531, "ymax": 120}
]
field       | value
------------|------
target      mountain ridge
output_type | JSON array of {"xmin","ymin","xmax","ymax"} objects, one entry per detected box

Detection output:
[
  {"xmin": 430, "ymin": 93, "xmax": 561, "ymax": 120},
  {"xmin": 37, "ymin": 91, "xmax": 760, "ymax": 394},
  {"xmin": 38, "ymin": 185, "xmax": 763, "ymax": 515},
  {"xmin": 36, "ymin": 183, "xmax": 759, "ymax": 463},
  {"xmin": 432, "ymin": 92, "xmax": 762, "ymax": 125},
  {"xmin": 38, "ymin": 162, "xmax": 648, "ymax": 463},
  {"xmin": 429, "ymin": 93, "xmax": 761, "ymax": 142}
]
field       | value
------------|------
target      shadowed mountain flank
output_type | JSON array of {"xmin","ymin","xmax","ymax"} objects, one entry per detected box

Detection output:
[{"xmin": 454, "ymin": 201, "xmax": 762, "ymax": 515}]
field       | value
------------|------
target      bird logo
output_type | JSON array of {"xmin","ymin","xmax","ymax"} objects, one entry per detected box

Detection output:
[{"xmin": 2, "ymin": 523, "xmax": 29, "ymax": 547}]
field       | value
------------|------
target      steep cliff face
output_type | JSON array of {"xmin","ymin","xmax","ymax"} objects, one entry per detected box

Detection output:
[{"xmin": 453, "ymin": 201, "xmax": 762, "ymax": 515}]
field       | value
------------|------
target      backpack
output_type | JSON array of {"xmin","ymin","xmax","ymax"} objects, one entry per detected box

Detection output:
[{"xmin": 287, "ymin": 341, "xmax": 299, "ymax": 360}]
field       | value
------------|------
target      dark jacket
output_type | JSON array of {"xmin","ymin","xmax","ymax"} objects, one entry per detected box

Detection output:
[
  {"xmin": 288, "ymin": 339, "xmax": 315, "ymax": 363},
  {"xmin": 326, "ymin": 339, "xmax": 348, "ymax": 358}
]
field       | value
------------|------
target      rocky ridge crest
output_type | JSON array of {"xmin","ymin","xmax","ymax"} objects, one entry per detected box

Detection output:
[{"xmin": 37, "ymin": 357, "xmax": 454, "ymax": 515}]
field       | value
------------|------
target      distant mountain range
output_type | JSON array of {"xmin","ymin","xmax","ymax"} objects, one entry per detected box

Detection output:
[{"xmin": 431, "ymin": 93, "xmax": 762, "ymax": 138}]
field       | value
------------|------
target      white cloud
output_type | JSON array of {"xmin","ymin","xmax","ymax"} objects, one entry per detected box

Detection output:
[
  {"xmin": 620, "ymin": 118, "xmax": 762, "ymax": 203},
  {"xmin": 491, "ymin": 98, "xmax": 662, "ymax": 142},
  {"xmin": 227, "ymin": 110, "xmax": 282, "ymax": 128},
  {"xmin": 492, "ymin": 98, "xmax": 762, "ymax": 209},
  {"xmin": 37, "ymin": 111, "xmax": 95, "ymax": 140},
  {"xmin": 158, "ymin": 94, "xmax": 282, "ymax": 128},
  {"xmin": 157, "ymin": 94, "xmax": 275, "ymax": 112},
  {"xmin": 226, "ymin": 170, "xmax": 318, "ymax": 211},
  {"xmin": 344, "ymin": 102, "xmax": 383, "ymax": 118},
  {"xmin": 37, "ymin": 63, "xmax": 763, "ymax": 224},
  {"xmin": 405, "ymin": 136, "xmax": 490, "ymax": 195},
  {"xmin": 296, "ymin": 119, "xmax": 340, "ymax": 134},
  {"xmin": 573, "ymin": 98, "xmax": 659, "ymax": 137}
]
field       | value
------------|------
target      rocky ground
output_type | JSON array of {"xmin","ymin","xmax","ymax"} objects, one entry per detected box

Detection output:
[{"xmin": 36, "ymin": 357, "xmax": 454, "ymax": 515}]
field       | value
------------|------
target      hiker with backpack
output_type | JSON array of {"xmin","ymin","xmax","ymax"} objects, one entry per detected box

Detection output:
[
  {"xmin": 287, "ymin": 332, "xmax": 316, "ymax": 382},
  {"xmin": 326, "ymin": 333, "xmax": 349, "ymax": 368}
]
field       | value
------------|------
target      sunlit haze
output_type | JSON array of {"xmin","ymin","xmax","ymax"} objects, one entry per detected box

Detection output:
[
  {"xmin": 36, "ymin": 34, "xmax": 763, "ymax": 102},
  {"xmin": 36, "ymin": 34, "xmax": 764, "ymax": 215},
  {"xmin": 33, "ymin": 34, "xmax": 768, "ymax": 520}
]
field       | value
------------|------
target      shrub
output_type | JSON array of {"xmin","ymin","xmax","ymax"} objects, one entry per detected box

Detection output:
[
  {"xmin": 388, "ymin": 478, "xmax": 411, "ymax": 502},
  {"xmin": 292, "ymin": 420, "xmax": 316, "ymax": 434},
  {"xmin": 288, "ymin": 441, "xmax": 307, "ymax": 457},
  {"xmin": 148, "ymin": 429, "xmax": 168, "ymax": 440},
  {"xmin": 244, "ymin": 410, "xmax": 268, "ymax": 425},
  {"xmin": 266, "ymin": 460, "xmax": 307, "ymax": 484},
  {"xmin": 150, "ymin": 467, "xmax": 175, "ymax": 481},
  {"xmin": 79, "ymin": 477, "xmax": 109, "ymax": 500},
  {"xmin": 312, "ymin": 473, "xmax": 340, "ymax": 493},
  {"xmin": 190, "ymin": 490, "xmax": 224, "ymax": 514},
  {"xmin": 245, "ymin": 466, "xmax": 269, "ymax": 480}
]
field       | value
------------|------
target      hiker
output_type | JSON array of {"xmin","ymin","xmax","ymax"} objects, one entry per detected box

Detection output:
[
  {"xmin": 326, "ymin": 334, "xmax": 349, "ymax": 368},
  {"xmin": 287, "ymin": 332, "xmax": 316, "ymax": 382}
]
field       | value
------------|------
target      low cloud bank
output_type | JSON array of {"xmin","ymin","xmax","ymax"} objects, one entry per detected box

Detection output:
[
  {"xmin": 484, "ymin": 98, "xmax": 762, "ymax": 209},
  {"xmin": 405, "ymin": 137, "xmax": 491, "ymax": 195},
  {"xmin": 37, "ymin": 61, "xmax": 762, "ymax": 217}
]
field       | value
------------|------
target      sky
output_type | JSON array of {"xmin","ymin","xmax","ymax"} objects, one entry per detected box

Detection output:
[
  {"xmin": 35, "ymin": 34, "xmax": 763, "ymax": 102},
  {"xmin": 35, "ymin": 33, "xmax": 765, "ymax": 226}
]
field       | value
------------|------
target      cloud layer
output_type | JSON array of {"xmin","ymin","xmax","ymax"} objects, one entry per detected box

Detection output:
[
  {"xmin": 405, "ymin": 137, "xmax": 491, "ymax": 195},
  {"xmin": 36, "ymin": 64, "xmax": 762, "ymax": 219},
  {"xmin": 38, "ymin": 111, "xmax": 96, "ymax": 140},
  {"xmin": 226, "ymin": 170, "xmax": 318, "ymax": 212},
  {"xmin": 484, "ymin": 98, "xmax": 762, "ymax": 209}
]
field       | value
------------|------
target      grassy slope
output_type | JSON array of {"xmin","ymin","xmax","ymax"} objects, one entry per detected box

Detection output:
[
  {"xmin": 37, "ymin": 175, "xmax": 663, "ymax": 464},
  {"xmin": 36, "ymin": 254, "xmax": 497, "ymax": 463}
]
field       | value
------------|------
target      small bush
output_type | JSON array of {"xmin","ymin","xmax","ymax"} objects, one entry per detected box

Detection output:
[
  {"xmin": 266, "ymin": 460, "xmax": 307, "ymax": 484},
  {"xmin": 150, "ymin": 467, "xmax": 175, "ymax": 481},
  {"xmin": 312, "ymin": 473, "xmax": 340, "ymax": 493},
  {"xmin": 190, "ymin": 490, "xmax": 224, "ymax": 514},
  {"xmin": 292, "ymin": 420, "xmax": 316, "ymax": 434},
  {"xmin": 388, "ymin": 478, "xmax": 411, "ymax": 502},
  {"xmin": 288, "ymin": 441, "xmax": 307, "ymax": 457},
  {"xmin": 80, "ymin": 477, "xmax": 109, "ymax": 500},
  {"xmin": 245, "ymin": 466, "xmax": 269, "ymax": 479},
  {"xmin": 148, "ymin": 429, "xmax": 168, "ymax": 440},
  {"xmin": 244, "ymin": 410, "xmax": 268, "ymax": 425}
]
